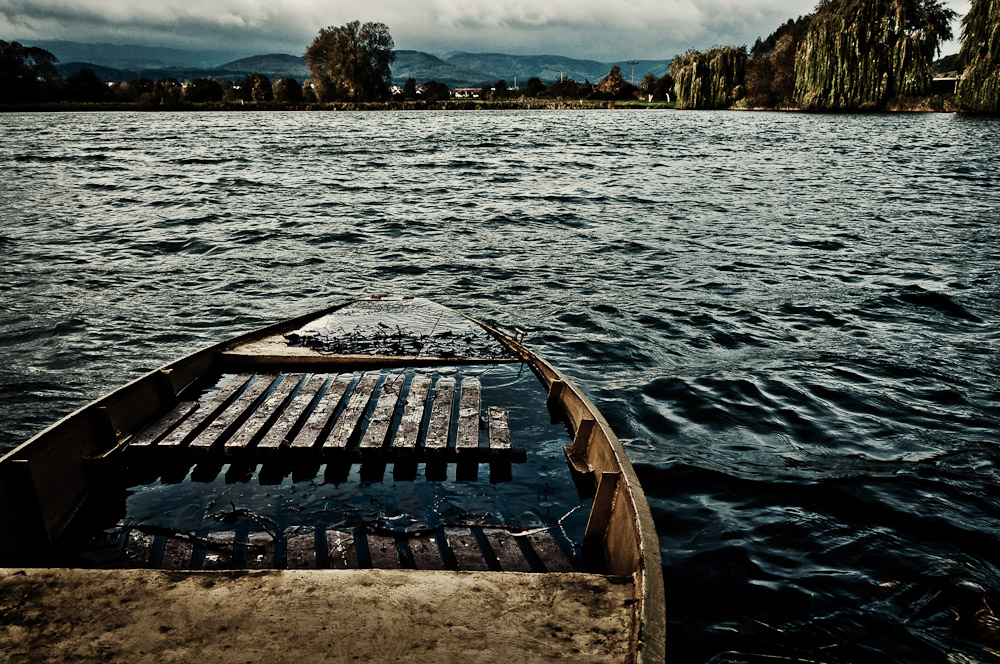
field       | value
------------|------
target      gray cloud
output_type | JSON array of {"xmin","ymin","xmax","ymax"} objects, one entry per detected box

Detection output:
[{"xmin": 0, "ymin": 0, "xmax": 970, "ymax": 60}]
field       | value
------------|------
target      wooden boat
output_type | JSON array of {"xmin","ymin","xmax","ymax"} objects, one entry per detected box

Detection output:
[{"xmin": 0, "ymin": 297, "xmax": 665, "ymax": 663}]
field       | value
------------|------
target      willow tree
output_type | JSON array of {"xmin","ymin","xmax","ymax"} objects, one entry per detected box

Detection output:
[
  {"xmin": 956, "ymin": 0, "xmax": 1000, "ymax": 112},
  {"xmin": 671, "ymin": 46, "xmax": 747, "ymax": 109},
  {"xmin": 304, "ymin": 21, "xmax": 395, "ymax": 102},
  {"xmin": 795, "ymin": 0, "xmax": 955, "ymax": 110}
]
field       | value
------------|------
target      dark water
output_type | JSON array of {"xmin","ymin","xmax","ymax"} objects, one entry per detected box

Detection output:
[{"xmin": 2, "ymin": 110, "xmax": 999, "ymax": 662}]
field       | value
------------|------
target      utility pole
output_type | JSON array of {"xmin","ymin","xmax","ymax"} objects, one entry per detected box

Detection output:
[{"xmin": 627, "ymin": 61, "xmax": 640, "ymax": 86}]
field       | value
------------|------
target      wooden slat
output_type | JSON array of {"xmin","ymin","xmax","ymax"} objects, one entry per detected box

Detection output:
[
  {"xmin": 246, "ymin": 532, "xmax": 276, "ymax": 569},
  {"xmin": 444, "ymin": 527, "xmax": 489, "ymax": 571},
  {"xmin": 325, "ymin": 531, "xmax": 358, "ymax": 569},
  {"xmin": 188, "ymin": 375, "xmax": 276, "ymax": 455},
  {"xmin": 257, "ymin": 374, "xmax": 326, "ymax": 454},
  {"xmin": 224, "ymin": 374, "xmax": 304, "ymax": 455},
  {"xmin": 393, "ymin": 376, "xmax": 430, "ymax": 450},
  {"xmin": 324, "ymin": 373, "xmax": 379, "ymax": 450},
  {"xmin": 202, "ymin": 531, "xmax": 235, "ymax": 570},
  {"xmin": 584, "ymin": 471, "xmax": 620, "ymax": 548},
  {"xmin": 161, "ymin": 538, "xmax": 194, "ymax": 570},
  {"xmin": 425, "ymin": 377, "xmax": 456, "ymax": 450},
  {"xmin": 121, "ymin": 531, "xmax": 154, "ymax": 568},
  {"xmin": 525, "ymin": 532, "xmax": 575, "ymax": 572},
  {"xmin": 456, "ymin": 378, "xmax": 481, "ymax": 450},
  {"xmin": 359, "ymin": 375, "xmax": 404, "ymax": 450},
  {"xmin": 286, "ymin": 533, "xmax": 317, "ymax": 569},
  {"xmin": 289, "ymin": 374, "xmax": 352, "ymax": 450},
  {"xmin": 488, "ymin": 406, "xmax": 511, "ymax": 450},
  {"xmin": 570, "ymin": 417, "xmax": 596, "ymax": 456},
  {"xmin": 483, "ymin": 528, "xmax": 532, "ymax": 572},
  {"xmin": 130, "ymin": 401, "xmax": 198, "ymax": 448},
  {"xmin": 366, "ymin": 534, "xmax": 401, "ymax": 569},
  {"xmin": 158, "ymin": 375, "xmax": 252, "ymax": 448},
  {"xmin": 407, "ymin": 534, "xmax": 446, "ymax": 570}
]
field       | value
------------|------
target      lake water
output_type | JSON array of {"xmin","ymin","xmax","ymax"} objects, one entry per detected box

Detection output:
[{"xmin": 1, "ymin": 109, "xmax": 998, "ymax": 662}]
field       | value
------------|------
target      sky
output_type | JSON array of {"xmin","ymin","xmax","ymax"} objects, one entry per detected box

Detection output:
[{"xmin": 0, "ymin": 0, "xmax": 972, "ymax": 61}]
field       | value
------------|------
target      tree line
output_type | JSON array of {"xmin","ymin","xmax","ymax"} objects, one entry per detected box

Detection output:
[
  {"xmin": 5, "ymin": 3, "xmax": 999, "ymax": 112},
  {"xmin": 672, "ymin": 0, "xmax": 1000, "ymax": 112}
]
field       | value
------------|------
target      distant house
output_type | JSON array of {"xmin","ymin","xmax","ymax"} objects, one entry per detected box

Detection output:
[
  {"xmin": 451, "ymin": 88, "xmax": 482, "ymax": 99},
  {"xmin": 932, "ymin": 72, "xmax": 962, "ymax": 95}
]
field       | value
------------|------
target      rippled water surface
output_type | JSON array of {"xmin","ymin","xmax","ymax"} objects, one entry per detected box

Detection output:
[{"xmin": 2, "ymin": 110, "xmax": 999, "ymax": 662}]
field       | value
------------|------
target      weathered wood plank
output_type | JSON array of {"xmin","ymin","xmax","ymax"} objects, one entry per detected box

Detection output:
[
  {"xmin": 393, "ymin": 376, "xmax": 430, "ymax": 450},
  {"xmin": 407, "ymin": 534, "xmax": 446, "ymax": 570},
  {"xmin": 525, "ymin": 532, "xmax": 575, "ymax": 572},
  {"xmin": 483, "ymin": 528, "xmax": 531, "ymax": 572},
  {"xmin": 584, "ymin": 471, "xmax": 620, "ymax": 548},
  {"xmin": 425, "ymin": 377, "xmax": 456, "ymax": 450},
  {"xmin": 366, "ymin": 534, "xmax": 401, "ymax": 569},
  {"xmin": 324, "ymin": 373, "xmax": 379, "ymax": 450},
  {"xmin": 570, "ymin": 417, "xmax": 596, "ymax": 457},
  {"xmin": 325, "ymin": 530, "xmax": 358, "ymax": 569},
  {"xmin": 160, "ymin": 537, "xmax": 194, "ymax": 570},
  {"xmin": 158, "ymin": 375, "xmax": 252, "ymax": 449},
  {"xmin": 202, "ymin": 531, "xmax": 235, "ymax": 570},
  {"xmin": 289, "ymin": 374, "xmax": 352, "ymax": 451},
  {"xmin": 188, "ymin": 375, "xmax": 277, "ymax": 455},
  {"xmin": 246, "ymin": 532, "xmax": 276, "ymax": 569},
  {"xmin": 359, "ymin": 375, "xmax": 404, "ymax": 451},
  {"xmin": 456, "ymin": 378, "xmax": 481, "ymax": 450},
  {"xmin": 130, "ymin": 401, "xmax": 198, "ymax": 448},
  {"xmin": 488, "ymin": 406, "xmax": 511, "ymax": 450},
  {"xmin": 444, "ymin": 527, "xmax": 489, "ymax": 571},
  {"xmin": 224, "ymin": 374, "xmax": 304, "ymax": 455},
  {"xmin": 286, "ymin": 532, "xmax": 317, "ymax": 569},
  {"xmin": 256, "ymin": 374, "xmax": 326, "ymax": 454},
  {"xmin": 121, "ymin": 531, "xmax": 154, "ymax": 568}
]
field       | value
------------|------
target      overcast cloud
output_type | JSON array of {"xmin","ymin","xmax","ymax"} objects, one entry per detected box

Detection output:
[{"xmin": 0, "ymin": 0, "xmax": 971, "ymax": 61}]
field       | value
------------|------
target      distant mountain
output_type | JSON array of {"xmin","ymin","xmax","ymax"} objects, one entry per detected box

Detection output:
[
  {"xmin": 444, "ymin": 53, "xmax": 671, "ymax": 84},
  {"xmin": 445, "ymin": 52, "xmax": 610, "ymax": 83},
  {"xmin": 217, "ymin": 54, "xmax": 310, "ymax": 79},
  {"xmin": 391, "ymin": 51, "xmax": 494, "ymax": 88},
  {"xmin": 22, "ymin": 40, "xmax": 246, "ymax": 69},
  {"xmin": 34, "ymin": 41, "xmax": 673, "ymax": 87}
]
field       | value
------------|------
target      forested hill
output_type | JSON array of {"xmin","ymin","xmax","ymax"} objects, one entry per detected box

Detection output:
[{"xmin": 36, "ymin": 40, "xmax": 670, "ymax": 86}]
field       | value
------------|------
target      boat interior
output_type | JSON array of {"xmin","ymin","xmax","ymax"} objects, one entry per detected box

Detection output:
[{"xmin": 0, "ymin": 297, "xmax": 665, "ymax": 663}]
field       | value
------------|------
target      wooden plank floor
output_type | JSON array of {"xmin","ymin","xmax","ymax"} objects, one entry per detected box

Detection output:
[
  {"xmin": 128, "ymin": 371, "xmax": 525, "ymax": 465},
  {"xmin": 77, "ymin": 525, "xmax": 579, "ymax": 574}
]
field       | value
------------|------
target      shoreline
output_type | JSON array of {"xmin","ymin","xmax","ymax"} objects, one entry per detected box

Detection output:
[{"xmin": 0, "ymin": 95, "xmax": 969, "ymax": 113}]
